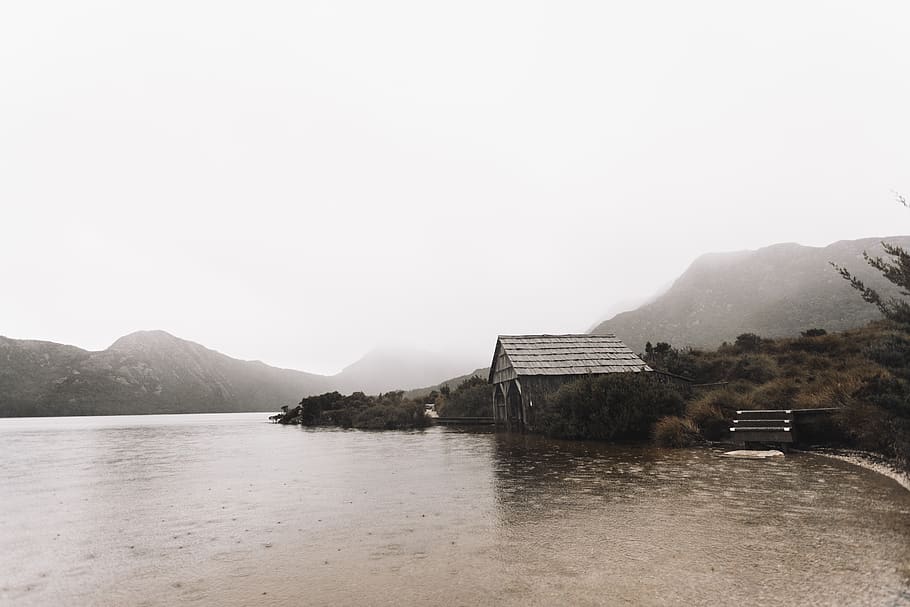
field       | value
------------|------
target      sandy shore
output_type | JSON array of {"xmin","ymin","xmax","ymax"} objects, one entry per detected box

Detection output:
[{"xmin": 801, "ymin": 448, "xmax": 910, "ymax": 492}]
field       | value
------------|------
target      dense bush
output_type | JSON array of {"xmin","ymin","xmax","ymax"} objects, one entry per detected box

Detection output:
[
  {"xmin": 436, "ymin": 376, "xmax": 490, "ymax": 417},
  {"xmin": 535, "ymin": 374, "xmax": 684, "ymax": 441},
  {"xmin": 685, "ymin": 390, "xmax": 752, "ymax": 440},
  {"xmin": 729, "ymin": 354, "xmax": 778, "ymax": 383},
  {"xmin": 865, "ymin": 334, "xmax": 910, "ymax": 371},
  {"xmin": 750, "ymin": 378, "xmax": 801, "ymax": 408},
  {"xmin": 291, "ymin": 390, "xmax": 430, "ymax": 430},
  {"xmin": 352, "ymin": 402, "xmax": 428, "ymax": 430},
  {"xmin": 643, "ymin": 343, "xmax": 700, "ymax": 379},
  {"xmin": 653, "ymin": 416, "xmax": 700, "ymax": 447},
  {"xmin": 734, "ymin": 333, "xmax": 763, "ymax": 352},
  {"xmin": 848, "ymin": 374, "xmax": 910, "ymax": 465},
  {"xmin": 791, "ymin": 333, "xmax": 842, "ymax": 354}
]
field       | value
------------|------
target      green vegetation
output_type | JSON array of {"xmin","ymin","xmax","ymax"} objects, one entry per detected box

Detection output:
[
  {"xmin": 653, "ymin": 416, "xmax": 700, "ymax": 447},
  {"xmin": 402, "ymin": 368, "xmax": 489, "ymax": 402},
  {"xmin": 279, "ymin": 390, "xmax": 431, "ymax": 430},
  {"xmin": 643, "ymin": 324, "xmax": 910, "ymax": 469},
  {"xmin": 534, "ymin": 373, "xmax": 685, "ymax": 441},
  {"xmin": 833, "ymin": 195, "xmax": 910, "ymax": 325},
  {"xmin": 435, "ymin": 376, "xmax": 490, "ymax": 417}
]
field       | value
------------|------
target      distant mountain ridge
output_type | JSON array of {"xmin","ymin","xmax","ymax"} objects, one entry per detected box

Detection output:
[
  {"xmin": 0, "ymin": 331, "xmax": 474, "ymax": 417},
  {"xmin": 0, "ymin": 330, "xmax": 332, "ymax": 416},
  {"xmin": 592, "ymin": 236, "xmax": 910, "ymax": 353},
  {"xmin": 7, "ymin": 236, "xmax": 907, "ymax": 417}
]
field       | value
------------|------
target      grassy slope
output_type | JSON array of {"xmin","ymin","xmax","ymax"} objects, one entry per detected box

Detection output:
[{"xmin": 649, "ymin": 322, "xmax": 910, "ymax": 468}]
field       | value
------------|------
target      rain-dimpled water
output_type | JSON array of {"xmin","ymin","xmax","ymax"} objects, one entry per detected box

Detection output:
[{"xmin": 1, "ymin": 413, "xmax": 908, "ymax": 606}]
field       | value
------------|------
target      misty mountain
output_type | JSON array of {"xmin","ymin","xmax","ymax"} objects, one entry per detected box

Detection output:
[
  {"xmin": 0, "ymin": 330, "xmax": 334, "ymax": 417},
  {"xmin": 0, "ymin": 331, "xmax": 484, "ymax": 417},
  {"xmin": 592, "ymin": 236, "xmax": 910, "ymax": 354},
  {"xmin": 331, "ymin": 347, "xmax": 479, "ymax": 395},
  {"xmin": 403, "ymin": 367, "xmax": 490, "ymax": 401}
]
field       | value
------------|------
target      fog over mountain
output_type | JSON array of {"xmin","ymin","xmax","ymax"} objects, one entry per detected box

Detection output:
[
  {"xmin": 5, "ymin": 235, "xmax": 910, "ymax": 417},
  {"xmin": 593, "ymin": 236, "xmax": 910, "ymax": 354},
  {"xmin": 2, "ymin": 1, "xmax": 909, "ymax": 373},
  {"xmin": 0, "ymin": 330, "xmax": 476, "ymax": 417},
  {"xmin": 332, "ymin": 347, "xmax": 477, "ymax": 396}
]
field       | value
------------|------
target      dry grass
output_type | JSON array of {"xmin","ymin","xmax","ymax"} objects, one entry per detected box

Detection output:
[
  {"xmin": 647, "ymin": 322, "xmax": 910, "ymax": 467},
  {"xmin": 653, "ymin": 416, "xmax": 701, "ymax": 447}
]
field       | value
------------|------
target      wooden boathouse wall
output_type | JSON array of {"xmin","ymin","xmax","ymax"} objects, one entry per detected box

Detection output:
[{"xmin": 489, "ymin": 334, "xmax": 653, "ymax": 431}]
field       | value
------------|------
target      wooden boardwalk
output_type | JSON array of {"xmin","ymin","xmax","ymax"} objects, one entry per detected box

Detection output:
[
  {"xmin": 730, "ymin": 408, "xmax": 839, "ymax": 445},
  {"xmin": 730, "ymin": 409, "xmax": 794, "ymax": 443}
]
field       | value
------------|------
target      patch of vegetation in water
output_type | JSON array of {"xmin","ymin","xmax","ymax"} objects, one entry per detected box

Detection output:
[{"xmin": 275, "ymin": 390, "xmax": 431, "ymax": 430}]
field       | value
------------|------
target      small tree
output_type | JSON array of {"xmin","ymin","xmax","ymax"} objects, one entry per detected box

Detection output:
[
  {"xmin": 734, "ymin": 333, "xmax": 762, "ymax": 352},
  {"xmin": 832, "ymin": 193, "xmax": 910, "ymax": 324},
  {"xmin": 437, "ymin": 376, "xmax": 489, "ymax": 417}
]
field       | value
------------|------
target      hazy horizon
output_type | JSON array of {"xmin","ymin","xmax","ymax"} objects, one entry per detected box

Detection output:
[
  {"xmin": 2, "ymin": 233, "xmax": 907, "ymax": 376},
  {"xmin": 3, "ymin": 1, "xmax": 909, "ymax": 374}
]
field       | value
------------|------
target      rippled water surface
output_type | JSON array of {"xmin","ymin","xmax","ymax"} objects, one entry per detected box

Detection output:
[{"xmin": 1, "ymin": 413, "xmax": 909, "ymax": 606}]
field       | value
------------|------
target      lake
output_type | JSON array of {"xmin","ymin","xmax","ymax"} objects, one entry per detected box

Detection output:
[{"xmin": 1, "ymin": 413, "xmax": 908, "ymax": 606}]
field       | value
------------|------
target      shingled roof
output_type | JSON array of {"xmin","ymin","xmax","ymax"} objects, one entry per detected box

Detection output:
[{"xmin": 489, "ymin": 334, "xmax": 651, "ymax": 381}]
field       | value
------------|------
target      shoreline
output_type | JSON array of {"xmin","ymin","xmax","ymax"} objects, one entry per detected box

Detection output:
[{"xmin": 799, "ymin": 448, "xmax": 910, "ymax": 492}]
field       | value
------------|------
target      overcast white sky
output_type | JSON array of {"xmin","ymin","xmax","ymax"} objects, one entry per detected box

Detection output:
[{"xmin": 2, "ymin": 0, "xmax": 909, "ymax": 374}]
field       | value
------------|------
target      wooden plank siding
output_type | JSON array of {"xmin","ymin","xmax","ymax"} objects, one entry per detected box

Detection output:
[{"xmin": 490, "ymin": 344, "xmax": 517, "ymax": 384}]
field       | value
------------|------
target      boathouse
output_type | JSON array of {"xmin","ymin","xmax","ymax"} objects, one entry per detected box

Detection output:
[{"xmin": 489, "ymin": 334, "xmax": 652, "ymax": 430}]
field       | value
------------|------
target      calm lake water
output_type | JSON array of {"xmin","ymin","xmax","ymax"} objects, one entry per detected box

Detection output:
[{"xmin": 1, "ymin": 413, "xmax": 909, "ymax": 606}]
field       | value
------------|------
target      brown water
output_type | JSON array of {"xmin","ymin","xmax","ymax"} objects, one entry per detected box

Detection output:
[{"xmin": 1, "ymin": 413, "xmax": 908, "ymax": 606}]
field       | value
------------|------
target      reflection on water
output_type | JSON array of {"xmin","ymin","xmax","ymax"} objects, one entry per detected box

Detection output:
[
  {"xmin": 1, "ymin": 414, "xmax": 908, "ymax": 606},
  {"xmin": 489, "ymin": 433, "xmax": 910, "ymax": 605}
]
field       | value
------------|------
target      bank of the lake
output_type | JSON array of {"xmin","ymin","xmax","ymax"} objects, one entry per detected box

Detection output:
[
  {"xmin": 803, "ymin": 448, "xmax": 910, "ymax": 492},
  {"xmin": 2, "ymin": 413, "xmax": 908, "ymax": 606}
]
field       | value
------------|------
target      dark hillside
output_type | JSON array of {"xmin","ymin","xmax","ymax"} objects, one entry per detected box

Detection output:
[
  {"xmin": 593, "ymin": 237, "xmax": 910, "ymax": 353},
  {"xmin": 0, "ymin": 330, "xmax": 332, "ymax": 416}
]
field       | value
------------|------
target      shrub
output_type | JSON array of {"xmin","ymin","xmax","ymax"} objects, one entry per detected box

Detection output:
[
  {"xmin": 729, "ymin": 354, "xmax": 778, "ymax": 383},
  {"xmin": 801, "ymin": 328, "xmax": 827, "ymax": 337},
  {"xmin": 734, "ymin": 333, "xmax": 762, "ymax": 352},
  {"xmin": 792, "ymin": 334, "xmax": 842, "ymax": 354},
  {"xmin": 535, "ymin": 374, "xmax": 684, "ymax": 441},
  {"xmin": 750, "ymin": 378, "xmax": 801, "ymax": 409},
  {"xmin": 865, "ymin": 334, "xmax": 910, "ymax": 373},
  {"xmin": 653, "ymin": 416, "xmax": 700, "ymax": 447},
  {"xmin": 437, "ymin": 376, "xmax": 490, "ymax": 417},
  {"xmin": 689, "ymin": 389, "xmax": 752, "ymax": 415},
  {"xmin": 777, "ymin": 350, "xmax": 808, "ymax": 368},
  {"xmin": 834, "ymin": 399, "xmax": 896, "ymax": 456},
  {"xmin": 686, "ymin": 399, "xmax": 725, "ymax": 441},
  {"xmin": 296, "ymin": 391, "xmax": 429, "ymax": 430},
  {"xmin": 660, "ymin": 350, "xmax": 741, "ymax": 383},
  {"xmin": 643, "ymin": 342, "xmax": 701, "ymax": 379},
  {"xmin": 352, "ymin": 402, "xmax": 428, "ymax": 430}
]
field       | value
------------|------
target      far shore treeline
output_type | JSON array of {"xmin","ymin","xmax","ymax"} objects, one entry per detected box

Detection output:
[
  {"xmin": 274, "ymin": 390, "xmax": 431, "ymax": 430},
  {"xmin": 272, "ymin": 374, "xmax": 493, "ymax": 430}
]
